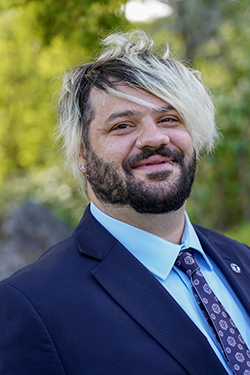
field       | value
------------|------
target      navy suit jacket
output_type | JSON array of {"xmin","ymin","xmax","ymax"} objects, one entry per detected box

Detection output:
[{"xmin": 1, "ymin": 205, "xmax": 250, "ymax": 375}]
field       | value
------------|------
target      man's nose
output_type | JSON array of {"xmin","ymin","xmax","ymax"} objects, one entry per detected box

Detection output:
[{"xmin": 136, "ymin": 120, "xmax": 170, "ymax": 149}]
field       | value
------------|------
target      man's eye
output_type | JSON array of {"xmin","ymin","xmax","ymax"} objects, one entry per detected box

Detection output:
[
  {"xmin": 112, "ymin": 123, "xmax": 132, "ymax": 131},
  {"xmin": 116, "ymin": 123, "xmax": 129, "ymax": 129},
  {"xmin": 160, "ymin": 117, "xmax": 177, "ymax": 123}
]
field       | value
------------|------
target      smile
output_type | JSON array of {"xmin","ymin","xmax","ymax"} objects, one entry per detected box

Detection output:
[{"xmin": 132, "ymin": 155, "xmax": 174, "ymax": 171}]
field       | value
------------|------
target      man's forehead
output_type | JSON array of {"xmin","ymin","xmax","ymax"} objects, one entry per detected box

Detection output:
[{"xmin": 89, "ymin": 85, "xmax": 177, "ymax": 114}]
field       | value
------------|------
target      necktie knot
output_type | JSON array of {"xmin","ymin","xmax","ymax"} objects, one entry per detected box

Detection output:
[{"xmin": 175, "ymin": 250, "xmax": 199, "ymax": 277}]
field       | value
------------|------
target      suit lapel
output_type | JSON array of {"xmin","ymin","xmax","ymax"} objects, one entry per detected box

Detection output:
[
  {"xmin": 195, "ymin": 226, "xmax": 250, "ymax": 315},
  {"xmin": 92, "ymin": 241, "xmax": 227, "ymax": 375}
]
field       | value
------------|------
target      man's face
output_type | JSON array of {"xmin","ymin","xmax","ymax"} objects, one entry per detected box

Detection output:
[{"xmin": 79, "ymin": 85, "xmax": 196, "ymax": 214}]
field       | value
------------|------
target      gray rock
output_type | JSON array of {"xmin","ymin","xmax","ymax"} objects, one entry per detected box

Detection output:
[{"xmin": 0, "ymin": 200, "xmax": 72, "ymax": 280}]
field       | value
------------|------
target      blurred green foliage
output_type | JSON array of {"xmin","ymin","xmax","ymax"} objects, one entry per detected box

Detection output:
[
  {"xmin": 1, "ymin": 0, "xmax": 250, "ymax": 243},
  {"xmin": 0, "ymin": 0, "xmax": 128, "ymax": 226}
]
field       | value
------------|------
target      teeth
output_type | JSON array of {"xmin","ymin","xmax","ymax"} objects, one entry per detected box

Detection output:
[{"xmin": 168, "ymin": 161, "xmax": 174, "ymax": 166}]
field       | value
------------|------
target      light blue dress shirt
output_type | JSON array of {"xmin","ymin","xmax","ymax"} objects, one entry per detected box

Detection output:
[{"xmin": 90, "ymin": 202, "xmax": 250, "ymax": 374}]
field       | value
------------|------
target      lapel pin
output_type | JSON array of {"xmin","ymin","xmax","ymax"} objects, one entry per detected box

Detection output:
[{"xmin": 230, "ymin": 263, "xmax": 241, "ymax": 274}]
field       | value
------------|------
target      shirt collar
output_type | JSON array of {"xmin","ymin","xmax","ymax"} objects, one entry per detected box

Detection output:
[{"xmin": 90, "ymin": 202, "xmax": 213, "ymax": 280}]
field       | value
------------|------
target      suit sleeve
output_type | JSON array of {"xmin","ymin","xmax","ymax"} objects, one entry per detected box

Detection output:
[{"xmin": 0, "ymin": 282, "xmax": 66, "ymax": 375}]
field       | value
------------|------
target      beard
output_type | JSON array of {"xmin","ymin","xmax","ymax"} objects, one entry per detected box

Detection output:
[{"xmin": 85, "ymin": 145, "xmax": 196, "ymax": 214}]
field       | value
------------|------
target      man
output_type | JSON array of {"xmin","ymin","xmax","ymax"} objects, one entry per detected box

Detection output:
[{"xmin": 0, "ymin": 30, "xmax": 250, "ymax": 375}]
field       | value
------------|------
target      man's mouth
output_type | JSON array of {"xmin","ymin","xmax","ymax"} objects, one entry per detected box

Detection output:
[
  {"xmin": 132, "ymin": 155, "xmax": 174, "ymax": 171},
  {"xmin": 122, "ymin": 146, "xmax": 185, "ymax": 176}
]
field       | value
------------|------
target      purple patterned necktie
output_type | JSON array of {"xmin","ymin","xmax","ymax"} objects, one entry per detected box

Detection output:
[{"xmin": 175, "ymin": 250, "xmax": 250, "ymax": 375}]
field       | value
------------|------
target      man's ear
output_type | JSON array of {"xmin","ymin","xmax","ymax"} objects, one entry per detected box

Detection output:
[{"xmin": 76, "ymin": 143, "xmax": 87, "ymax": 172}]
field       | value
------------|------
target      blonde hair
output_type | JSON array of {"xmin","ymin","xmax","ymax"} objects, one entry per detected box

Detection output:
[{"xmin": 58, "ymin": 30, "xmax": 217, "ymax": 185}]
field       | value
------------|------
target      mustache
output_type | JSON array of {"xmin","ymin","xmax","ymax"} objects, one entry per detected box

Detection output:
[{"xmin": 122, "ymin": 146, "xmax": 185, "ymax": 174}]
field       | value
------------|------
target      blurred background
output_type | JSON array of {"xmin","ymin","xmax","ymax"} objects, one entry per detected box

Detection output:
[{"xmin": 1, "ymin": 0, "xmax": 250, "ymax": 279}]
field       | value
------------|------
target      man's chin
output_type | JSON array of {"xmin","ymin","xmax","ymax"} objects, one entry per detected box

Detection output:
[{"xmin": 145, "ymin": 169, "xmax": 173, "ymax": 182}]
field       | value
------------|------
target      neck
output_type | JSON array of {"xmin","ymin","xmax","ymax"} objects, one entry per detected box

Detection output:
[{"xmin": 91, "ymin": 198, "xmax": 186, "ymax": 244}]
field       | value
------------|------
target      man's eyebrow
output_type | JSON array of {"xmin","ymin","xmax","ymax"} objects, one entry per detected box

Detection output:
[
  {"xmin": 155, "ymin": 105, "xmax": 175, "ymax": 113},
  {"xmin": 104, "ymin": 105, "xmax": 176, "ymax": 124},
  {"xmin": 104, "ymin": 110, "xmax": 140, "ymax": 124}
]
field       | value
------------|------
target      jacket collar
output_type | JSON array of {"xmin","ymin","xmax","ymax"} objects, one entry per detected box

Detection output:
[
  {"xmin": 73, "ymin": 205, "xmax": 117, "ymax": 260},
  {"xmin": 74, "ymin": 206, "xmax": 250, "ymax": 316}
]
